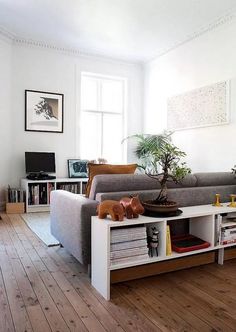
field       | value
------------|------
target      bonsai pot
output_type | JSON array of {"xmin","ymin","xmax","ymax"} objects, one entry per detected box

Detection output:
[{"xmin": 142, "ymin": 200, "xmax": 178, "ymax": 214}]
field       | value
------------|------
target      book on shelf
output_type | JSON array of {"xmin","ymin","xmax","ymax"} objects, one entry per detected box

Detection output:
[
  {"xmin": 221, "ymin": 224, "xmax": 236, "ymax": 230},
  {"xmin": 110, "ymin": 246, "xmax": 148, "ymax": 260},
  {"xmin": 7, "ymin": 186, "xmax": 24, "ymax": 203},
  {"xmin": 39, "ymin": 183, "xmax": 47, "ymax": 204},
  {"xmin": 220, "ymin": 239, "xmax": 236, "ymax": 245},
  {"xmin": 223, "ymin": 212, "xmax": 236, "ymax": 220},
  {"xmin": 166, "ymin": 225, "xmax": 172, "ymax": 255},
  {"xmin": 33, "ymin": 185, "xmax": 39, "ymax": 205},
  {"xmin": 111, "ymin": 226, "xmax": 147, "ymax": 244},
  {"xmin": 28, "ymin": 183, "xmax": 48, "ymax": 205},
  {"xmin": 221, "ymin": 227, "xmax": 236, "ymax": 244},
  {"xmin": 110, "ymin": 239, "xmax": 147, "ymax": 251},
  {"xmin": 48, "ymin": 183, "xmax": 55, "ymax": 204},
  {"xmin": 215, "ymin": 214, "xmax": 222, "ymax": 246},
  {"xmin": 111, "ymin": 226, "xmax": 146, "ymax": 235},
  {"xmin": 57, "ymin": 183, "xmax": 80, "ymax": 193},
  {"xmin": 110, "ymin": 254, "xmax": 149, "ymax": 266}
]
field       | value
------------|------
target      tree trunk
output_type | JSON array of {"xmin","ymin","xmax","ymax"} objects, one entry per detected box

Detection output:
[{"xmin": 155, "ymin": 182, "xmax": 168, "ymax": 203}]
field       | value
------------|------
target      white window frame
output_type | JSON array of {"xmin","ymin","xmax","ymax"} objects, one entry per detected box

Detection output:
[{"xmin": 80, "ymin": 72, "xmax": 127, "ymax": 162}]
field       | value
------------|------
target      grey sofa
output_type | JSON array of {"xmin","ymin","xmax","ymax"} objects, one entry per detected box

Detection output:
[{"xmin": 50, "ymin": 172, "xmax": 236, "ymax": 266}]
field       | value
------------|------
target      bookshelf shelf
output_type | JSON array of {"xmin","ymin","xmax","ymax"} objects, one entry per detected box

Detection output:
[
  {"xmin": 91, "ymin": 203, "xmax": 236, "ymax": 300},
  {"xmin": 21, "ymin": 177, "xmax": 88, "ymax": 213}
]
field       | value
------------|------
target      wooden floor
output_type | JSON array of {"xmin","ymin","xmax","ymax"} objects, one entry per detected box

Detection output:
[{"xmin": 0, "ymin": 214, "xmax": 236, "ymax": 332}]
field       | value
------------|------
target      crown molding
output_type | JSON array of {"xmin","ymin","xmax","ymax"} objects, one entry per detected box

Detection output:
[
  {"xmin": 146, "ymin": 10, "xmax": 236, "ymax": 64},
  {"xmin": 1, "ymin": 9, "xmax": 236, "ymax": 65},
  {"xmin": 13, "ymin": 37, "xmax": 142, "ymax": 66},
  {"xmin": 0, "ymin": 26, "xmax": 15, "ymax": 43}
]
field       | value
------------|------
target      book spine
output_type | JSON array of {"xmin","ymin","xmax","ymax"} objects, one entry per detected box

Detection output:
[
  {"xmin": 110, "ymin": 246, "xmax": 148, "ymax": 259},
  {"xmin": 220, "ymin": 239, "xmax": 236, "ymax": 245},
  {"xmin": 215, "ymin": 214, "xmax": 222, "ymax": 246},
  {"xmin": 111, "ymin": 234, "xmax": 147, "ymax": 244},
  {"xmin": 111, "ymin": 226, "xmax": 146, "ymax": 236},
  {"xmin": 110, "ymin": 254, "xmax": 149, "ymax": 266},
  {"xmin": 111, "ymin": 239, "xmax": 147, "ymax": 251},
  {"xmin": 166, "ymin": 225, "xmax": 172, "ymax": 256}
]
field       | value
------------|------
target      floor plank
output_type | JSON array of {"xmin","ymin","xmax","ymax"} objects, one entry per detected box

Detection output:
[
  {"xmin": 1, "ymin": 213, "xmax": 236, "ymax": 332},
  {"xmin": 0, "ymin": 268, "xmax": 15, "ymax": 332}
]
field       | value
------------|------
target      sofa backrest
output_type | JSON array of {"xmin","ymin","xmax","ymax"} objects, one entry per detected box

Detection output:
[
  {"xmin": 96, "ymin": 185, "xmax": 236, "ymax": 207},
  {"xmin": 195, "ymin": 172, "xmax": 236, "ymax": 186},
  {"xmin": 89, "ymin": 172, "xmax": 236, "ymax": 201},
  {"xmin": 89, "ymin": 173, "xmax": 197, "ymax": 200}
]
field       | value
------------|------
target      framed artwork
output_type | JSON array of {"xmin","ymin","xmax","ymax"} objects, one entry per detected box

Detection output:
[
  {"xmin": 25, "ymin": 90, "xmax": 64, "ymax": 133},
  {"xmin": 68, "ymin": 159, "xmax": 88, "ymax": 178},
  {"xmin": 167, "ymin": 81, "xmax": 230, "ymax": 131}
]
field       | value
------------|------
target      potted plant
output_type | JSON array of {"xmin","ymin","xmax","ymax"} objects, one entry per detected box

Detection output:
[{"xmin": 128, "ymin": 132, "xmax": 191, "ymax": 214}]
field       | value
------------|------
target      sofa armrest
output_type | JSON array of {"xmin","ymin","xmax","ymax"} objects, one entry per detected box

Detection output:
[{"xmin": 50, "ymin": 190, "xmax": 98, "ymax": 265}]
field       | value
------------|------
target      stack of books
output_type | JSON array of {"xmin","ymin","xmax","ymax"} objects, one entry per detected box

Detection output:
[
  {"xmin": 57, "ymin": 183, "xmax": 81, "ymax": 193},
  {"xmin": 219, "ymin": 214, "xmax": 236, "ymax": 245},
  {"xmin": 28, "ymin": 183, "xmax": 47, "ymax": 205},
  {"xmin": 110, "ymin": 226, "xmax": 148, "ymax": 266},
  {"xmin": 221, "ymin": 222, "xmax": 236, "ymax": 245},
  {"xmin": 7, "ymin": 186, "xmax": 24, "ymax": 203}
]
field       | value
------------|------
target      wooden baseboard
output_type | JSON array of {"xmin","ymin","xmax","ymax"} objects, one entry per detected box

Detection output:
[
  {"xmin": 223, "ymin": 247, "xmax": 236, "ymax": 261},
  {"xmin": 111, "ymin": 251, "xmax": 216, "ymax": 284}
]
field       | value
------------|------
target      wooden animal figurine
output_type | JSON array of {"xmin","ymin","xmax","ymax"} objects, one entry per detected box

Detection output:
[
  {"xmin": 97, "ymin": 200, "xmax": 125, "ymax": 221},
  {"xmin": 148, "ymin": 227, "xmax": 159, "ymax": 257},
  {"xmin": 120, "ymin": 195, "xmax": 145, "ymax": 219}
]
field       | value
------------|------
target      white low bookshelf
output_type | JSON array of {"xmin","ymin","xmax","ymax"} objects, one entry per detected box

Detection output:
[
  {"xmin": 21, "ymin": 177, "xmax": 88, "ymax": 213},
  {"xmin": 91, "ymin": 203, "xmax": 236, "ymax": 300}
]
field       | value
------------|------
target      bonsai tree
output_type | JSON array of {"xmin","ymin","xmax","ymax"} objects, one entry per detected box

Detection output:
[{"xmin": 129, "ymin": 132, "xmax": 191, "ymax": 205}]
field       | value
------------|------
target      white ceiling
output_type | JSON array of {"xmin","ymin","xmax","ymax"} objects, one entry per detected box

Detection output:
[{"xmin": 0, "ymin": 0, "xmax": 236, "ymax": 63}]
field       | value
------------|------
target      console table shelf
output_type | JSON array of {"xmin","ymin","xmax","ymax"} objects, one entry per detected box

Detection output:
[
  {"xmin": 91, "ymin": 203, "xmax": 236, "ymax": 300},
  {"xmin": 21, "ymin": 177, "xmax": 88, "ymax": 213}
]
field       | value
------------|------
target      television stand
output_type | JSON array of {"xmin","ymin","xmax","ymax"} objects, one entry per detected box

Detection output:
[
  {"xmin": 21, "ymin": 177, "xmax": 88, "ymax": 212},
  {"xmin": 26, "ymin": 172, "xmax": 56, "ymax": 180}
]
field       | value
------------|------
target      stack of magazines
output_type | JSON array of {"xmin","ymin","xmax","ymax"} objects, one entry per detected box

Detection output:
[
  {"xmin": 219, "ymin": 214, "xmax": 236, "ymax": 245},
  {"xmin": 110, "ymin": 226, "xmax": 148, "ymax": 266}
]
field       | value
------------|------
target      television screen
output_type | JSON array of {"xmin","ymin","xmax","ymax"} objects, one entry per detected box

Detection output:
[{"xmin": 25, "ymin": 152, "xmax": 56, "ymax": 173}]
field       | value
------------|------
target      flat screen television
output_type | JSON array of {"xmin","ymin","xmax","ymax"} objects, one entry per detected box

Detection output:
[{"xmin": 25, "ymin": 152, "xmax": 56, "ymax": 174}]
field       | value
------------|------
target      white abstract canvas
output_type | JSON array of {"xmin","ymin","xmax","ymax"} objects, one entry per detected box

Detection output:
[{"xmin": 167, "ymin": 81, "xmax": 230, "ymax": 130}]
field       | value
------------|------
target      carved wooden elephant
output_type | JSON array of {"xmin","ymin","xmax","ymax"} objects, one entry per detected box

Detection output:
[
  {"xmin": 120, "ymin": 195, "xmax": 145, "ymax": 219},
  {"xmin": 97, "ymin": 200, "xmax": 125, "ymax": 221}
]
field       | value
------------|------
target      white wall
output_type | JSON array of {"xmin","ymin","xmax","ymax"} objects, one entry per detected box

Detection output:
[
  {"xmin": 0, "ymin": 37, "xmax": 12, "ymax": 208},
  {"xmin": 10, "ymin": 44, "xmax": 143, "ymax": 186},
  {"xmin": 144, "ymin": 19, "xmax": 236, "ymax": 172}
]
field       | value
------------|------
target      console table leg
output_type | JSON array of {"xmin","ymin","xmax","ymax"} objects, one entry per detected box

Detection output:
[
  {"xmin": 218, "ymin": 248, "xmax": 224, "ymax": 265},
  {"xmin": 91, "ymin": 220, "xmax": 110, "ymax": 300}
]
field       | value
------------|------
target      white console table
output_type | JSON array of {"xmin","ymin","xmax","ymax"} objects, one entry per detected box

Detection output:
[{"xmin": 91, "ymin": 203, "xmax": 236, "ymax": 300}]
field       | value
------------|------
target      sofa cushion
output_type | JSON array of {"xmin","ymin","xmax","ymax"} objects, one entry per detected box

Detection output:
[
  {"xmin": 195, "ymin": 172, "xmax": 236, "ymax": 186},
  {"xmin": 86, "ymin": 163, "xmax": 137, "ymax": 197},
  {"xmin": 89, "ymin": 173, "xmax": 197, "ymax": 200}
]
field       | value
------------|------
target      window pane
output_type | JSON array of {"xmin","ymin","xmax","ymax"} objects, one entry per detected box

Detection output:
[
  {"xmin": 81, "ymin": 77, "xmax": 98, "ymax": 111},
  {"xmin": 80, "ymin": 112, "xmax": 101, "ymax": 160},
  {"xmin": 101, "ymin": 80, "xmax": 123, "ymax": 113},
  {"xmin": 102, "ymin": 114, "xmax": 123, "ymax": 163}
]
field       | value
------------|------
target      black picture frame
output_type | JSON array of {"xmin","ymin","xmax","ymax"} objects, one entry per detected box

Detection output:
[
  {"xmin": 25, "ymin": 89, "xmax": 64, "ymax": 133},
  {"xmin": 68, "ymin": 159, "xmax": 88, "ymax": 178}
]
